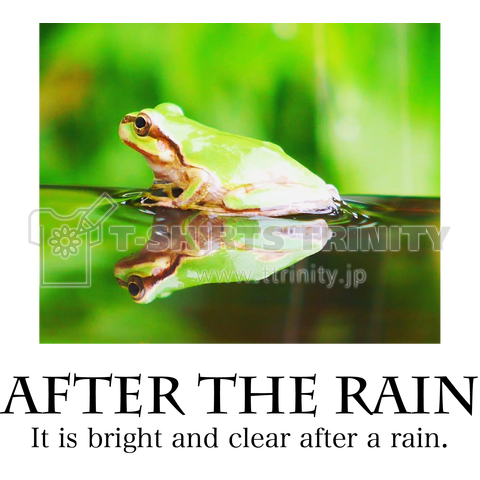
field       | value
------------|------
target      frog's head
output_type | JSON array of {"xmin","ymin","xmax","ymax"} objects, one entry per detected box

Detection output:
[
  {"xmin": 114, "ymin": 250, "xmax": 178, "ymax": 303},
  {"xmin": 119, "ymin": 103, "xmax": 185, "ymax": 177}
]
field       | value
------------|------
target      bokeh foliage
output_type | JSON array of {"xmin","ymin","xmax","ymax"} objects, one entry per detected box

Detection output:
[{"xmin": 40, "ymin": 23, "xmax": 440, "ymax": 196}]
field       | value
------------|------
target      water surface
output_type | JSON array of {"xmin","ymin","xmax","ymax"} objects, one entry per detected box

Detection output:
[{"xmin": 39, "ymin": 186, "xmax": 440, "ymax": 344}]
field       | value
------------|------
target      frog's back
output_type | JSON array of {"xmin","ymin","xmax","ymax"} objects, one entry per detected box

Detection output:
[{"xmin": 155, "ymin": 105, "xmax": 326, "ymax": 189}]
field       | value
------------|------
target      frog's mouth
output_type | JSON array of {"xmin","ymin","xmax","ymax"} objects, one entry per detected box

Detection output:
[
  {"xmin": 119, "ymin": 114, "xmax": 189, "ymax": 168},
  {"xmin": 120, "ymin": 135, "xmax": 151, "ymax": 158},
  {"xmin": 118, "ymin": 121, "xmax": 148, "ymax": 155},
  {"xmin": 119, "ymin": 123, "xmax": 168, "ymax": 172}
]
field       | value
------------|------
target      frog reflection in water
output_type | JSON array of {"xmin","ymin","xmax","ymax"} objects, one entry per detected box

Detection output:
[
  {"xmin": 114, "ymin": 209, "xmax": 332, "ymax": 303},
  {"xmin": 119, "ymin": 103, "xmax": 341, "ymax": 217}
]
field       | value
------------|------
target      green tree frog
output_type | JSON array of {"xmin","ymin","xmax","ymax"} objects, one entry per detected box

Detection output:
[{"xmin": 119, "ymin": 103, "xmax": 340, "ymax": 216}]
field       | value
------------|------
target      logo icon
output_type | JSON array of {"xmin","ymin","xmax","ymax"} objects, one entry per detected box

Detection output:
[{"xmin": 29, "ymin": 192, "xmax": 118, "ymax": 287}]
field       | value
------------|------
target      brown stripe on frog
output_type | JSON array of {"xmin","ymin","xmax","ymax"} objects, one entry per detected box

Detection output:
[
  {"xmin": 121, "ymin": 114, "xmax": 137, "ymax": 124},
  {"xmin": 148, "ymin": 123, "xmax": 189, "ymax": 167},
  {"xmin": 146, "ymin": 253, "xmax": 186, "ymax": 292}
]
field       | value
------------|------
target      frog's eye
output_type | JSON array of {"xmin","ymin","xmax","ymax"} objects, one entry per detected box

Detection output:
[
  {"xmin": 134, "ymin": 114, "xmax": 151, "ymax": 137},
  {"xmin": 127, "ymin": 275, "xmax": 145, "ymax": 301}
]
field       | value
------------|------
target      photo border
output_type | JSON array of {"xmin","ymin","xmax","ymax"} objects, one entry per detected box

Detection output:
[{"xmin": 35, "ymin": 23, "xmax": 443, "ymax": 347}]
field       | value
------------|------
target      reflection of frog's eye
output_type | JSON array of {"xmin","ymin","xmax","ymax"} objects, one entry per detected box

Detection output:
[
  {"xmin": 134, "ymin": 115, "xmax": 151, "ymax": 137},
  {"xmin": 127, "ymin": 275, "xmax": 145, "ymax": 301}
]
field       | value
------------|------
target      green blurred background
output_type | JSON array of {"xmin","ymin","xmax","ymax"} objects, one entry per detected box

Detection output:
[{"xmin": 40, "ymin": 23, "xmax": 440, "ymax": 196}]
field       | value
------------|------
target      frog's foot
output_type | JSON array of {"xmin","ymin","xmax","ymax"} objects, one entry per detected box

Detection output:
[
  {"xmin": 148, "ymin": 197, "xmax": 175, "ymax": 208},
  {"xmin": 139, "ymin": 191, "xmax": 175, "ymax": 208},
  {"xmin": 150, "ymin": 182, "xmax": 177, "ymax": 200}
]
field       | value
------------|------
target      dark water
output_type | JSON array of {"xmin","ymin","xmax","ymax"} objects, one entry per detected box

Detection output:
[{"xmin": 39, "ymin": 186, "xmax": 440, "ymax": 344}]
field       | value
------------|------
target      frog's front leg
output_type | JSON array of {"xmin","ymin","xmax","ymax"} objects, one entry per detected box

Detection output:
[{"xmin": 172, "ymin": 168, "xmax": 212, "ymax": 209}]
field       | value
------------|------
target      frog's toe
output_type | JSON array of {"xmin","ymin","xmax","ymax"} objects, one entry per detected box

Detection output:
[{"xmin": 152, "ymin": 198, "xmax": 175, "ymax": 208}]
